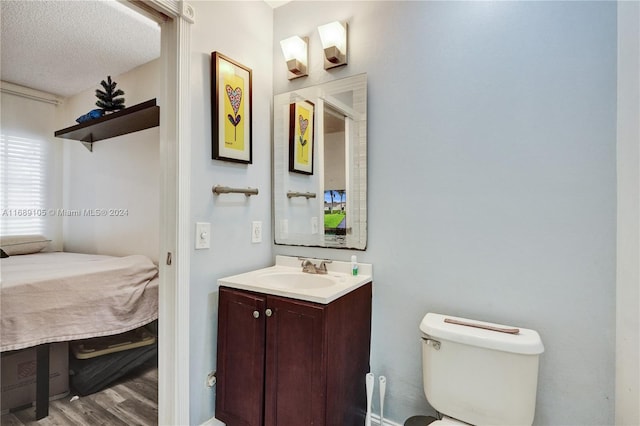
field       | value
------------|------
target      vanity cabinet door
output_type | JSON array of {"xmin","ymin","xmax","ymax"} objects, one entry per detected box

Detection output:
[
  {"xmin": 264, "ymin": 296, "xmax": 326, "ymax": 426},
  {"xmin": 216, "ymin": 287, "xmax": 266, "ymax": 426}
]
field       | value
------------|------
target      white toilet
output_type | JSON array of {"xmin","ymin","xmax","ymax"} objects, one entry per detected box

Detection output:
[{"xmin": 420, "ymin": 313, "xmax": 544, "ymax": 425}]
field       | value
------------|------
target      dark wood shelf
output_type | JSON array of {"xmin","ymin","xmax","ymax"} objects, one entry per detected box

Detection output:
[{"xmin": 54, "ymin": 99, "xmax": 159, "ymax": 151}]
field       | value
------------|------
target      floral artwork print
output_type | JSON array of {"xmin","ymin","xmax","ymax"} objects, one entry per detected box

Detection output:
[
  {"xmin": 212, "ymin": 51, "xmax": 252, "ymax": 163},
  {"xmin": 288, "ymin": 100, "xmax": 314, "ymax": 174},
  {"xmin": 298, "ymin": 114, "xmax": 309, "ymax": 156},
  {"xmin": 226, "ymin": 84, "xmax": 242, "ymax": 140}
]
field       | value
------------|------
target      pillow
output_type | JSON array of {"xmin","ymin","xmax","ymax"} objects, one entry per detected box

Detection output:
[{"xmin": 0, "ymin": 235, "xmax": 50, "ymax": 256}]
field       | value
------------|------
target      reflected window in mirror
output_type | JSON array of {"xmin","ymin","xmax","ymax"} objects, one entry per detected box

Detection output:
[{"xmin": 323, "ymin": 103, "xmax": 347, "ymax": 243}]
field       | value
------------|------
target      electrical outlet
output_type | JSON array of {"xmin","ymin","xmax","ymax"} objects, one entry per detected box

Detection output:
[
  {"xmin": 195, "ymin": 222, "xmax": 210, "ymax": 249},
  {"xmin": 206, "ymin": 371, "xmax": 216, "ymax": 388},
  {"xmin": 252, "ymin": 221, "xmax": 262, "ymax": 243}
]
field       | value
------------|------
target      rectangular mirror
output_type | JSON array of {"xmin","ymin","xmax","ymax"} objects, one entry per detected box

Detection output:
[{"xmin": 273, "ymin": 73, "xmax": 367, "ymax": 249}]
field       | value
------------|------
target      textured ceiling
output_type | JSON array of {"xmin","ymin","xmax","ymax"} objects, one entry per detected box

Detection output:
[{"xmin": 1, "ymin": 0, "xmax": 160, "ymax": 98}]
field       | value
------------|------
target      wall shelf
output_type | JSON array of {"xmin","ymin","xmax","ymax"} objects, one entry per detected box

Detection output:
[{"xmin": 54, "ymin": 99, "xmax": 159, "ymax": 152}]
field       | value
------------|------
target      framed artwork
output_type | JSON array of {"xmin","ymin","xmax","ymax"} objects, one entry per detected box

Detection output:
[
  {"xmin": 288, "ymin": 100, "xmax": 315, "ymax": 174},
  {"xmin": 212, "ymin": 52, "xmax": 252, "ymax": 163}
]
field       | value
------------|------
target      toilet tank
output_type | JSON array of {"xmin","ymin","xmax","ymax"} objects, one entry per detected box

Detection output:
[{"xmin": 420, "ymin": 313, "xmax": 544, "ymax": 426}]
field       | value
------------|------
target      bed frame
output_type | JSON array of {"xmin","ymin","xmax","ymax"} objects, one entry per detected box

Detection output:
[{"xmin": 35, "ymin": 344, "xmax": 50, "ymax": 419}]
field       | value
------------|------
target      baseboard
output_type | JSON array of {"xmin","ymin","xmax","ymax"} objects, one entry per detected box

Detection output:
[
  {"xmin": 201, "ymin": 417, "xmax": 225, "ymax": 426},
  {"xmin": 371, "ymin": 413, "xmax": 404, "ymax": 426},
  {"xmin": 201, "ymin": 413, "xmax": 402, "ymax": 426}
]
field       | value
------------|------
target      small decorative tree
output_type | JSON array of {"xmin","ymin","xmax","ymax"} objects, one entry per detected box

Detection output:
[{"xmin": 95, "ymin": 76, "xmax": 125, "ymax": 112}]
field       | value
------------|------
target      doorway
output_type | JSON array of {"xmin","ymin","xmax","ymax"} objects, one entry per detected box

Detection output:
[{"xmin": 128, "ymin": 1, "xmax": 193, "ymax": 425}]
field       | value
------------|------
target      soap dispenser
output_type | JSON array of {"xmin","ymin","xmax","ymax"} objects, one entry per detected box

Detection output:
[{"xmin": 351, "ymin": 255, "xmax": 358, "ymax": 276}]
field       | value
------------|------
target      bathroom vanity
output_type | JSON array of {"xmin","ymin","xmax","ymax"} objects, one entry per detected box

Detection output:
[{"xmin": 215, "ymin": 256, "xmax": 372, "ymax": 426}]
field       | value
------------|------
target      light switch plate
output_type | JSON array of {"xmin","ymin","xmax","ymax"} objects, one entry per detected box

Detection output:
[
  {"xmin": 252, "ymin": 221, "xmax": 262, "ymax": 243},
  {"xmin": 195, "ymin": 222, "xmax": 210, "ymax": 249}
]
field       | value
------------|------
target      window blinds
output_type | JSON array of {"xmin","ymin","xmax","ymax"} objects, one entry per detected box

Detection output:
[
  {"xmin": 0, "ymin": 90, "xmax": 59, "ymax": 238},
  {"xmin": 0, "ymin": 133, "xmax": 48, "ymax": 234}
]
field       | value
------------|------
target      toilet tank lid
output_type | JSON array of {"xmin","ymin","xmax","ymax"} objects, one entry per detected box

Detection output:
[{"xmin": 420, "ymin": 313, "xmax": 544, "ymax": 355}]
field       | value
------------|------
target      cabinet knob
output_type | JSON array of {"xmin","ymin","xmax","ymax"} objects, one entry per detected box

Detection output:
[
  {"xmin": 253, "ymin": 310, "xmax": 260, "ymax": 318},
  {"xmin": 265, "ymin": 309, "xmax": 273, "ymax": 317}
]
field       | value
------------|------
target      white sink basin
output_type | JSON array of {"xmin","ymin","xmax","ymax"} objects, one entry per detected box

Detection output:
[
  {"xmin": 218, "ymin": 256, "xmax": 373, "ymax": 304},
  {"xmin": 256, "ymin": 271, "xmax": 336, "ymax": 290}
]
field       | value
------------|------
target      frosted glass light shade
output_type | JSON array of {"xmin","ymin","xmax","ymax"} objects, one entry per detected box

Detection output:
[
  {"xmin": 280, "ymin": 35, "xmax": 308, "ymax": 79},
  {"xmin": 318, "ymin": 21, "xmax": 347, "ymax": 69}
]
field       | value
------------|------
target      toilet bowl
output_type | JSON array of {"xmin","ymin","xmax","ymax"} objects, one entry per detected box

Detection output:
[{"xmin": 420, "ymin": 313, "xmax": 544, "ymax": 426}]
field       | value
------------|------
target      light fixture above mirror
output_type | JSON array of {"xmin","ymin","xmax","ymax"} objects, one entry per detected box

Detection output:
[
  {"xmin": 280, "ymin": 35, "xmax": 308, "ymax": 80},
  {"xmin": 318, "ymin": 21, "xmax": 348, "ymax": 69}
]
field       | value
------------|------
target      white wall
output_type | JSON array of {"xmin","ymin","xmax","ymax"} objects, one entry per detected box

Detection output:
[
  {"xmin": 325, "ymin": 131, "xmax": 346, "ymax": 190},
  {"xmin": 273, "ymin": 2, "xmax": 617, "ymax": 425},
  {"xmin": 60, "ymin": 60, "xmax": 161, "ymax": 262},
  {"xmin": 616, "ymin": 1, "xmax": 640, "ymax": 424},
  {"xmin": 187, "ymin": 2, "xmax": 273, "ymax": 424}
]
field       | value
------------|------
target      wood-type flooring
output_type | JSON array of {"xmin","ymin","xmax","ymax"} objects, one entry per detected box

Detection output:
[{"xmin": 1, "ymin": 360, "xmax": 157, "ymax": 426}]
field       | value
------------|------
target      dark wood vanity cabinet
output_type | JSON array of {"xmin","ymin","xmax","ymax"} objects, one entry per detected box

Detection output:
[{"xmin": 216, "ymin": 283, "xmax": 372, "ymax": 426}]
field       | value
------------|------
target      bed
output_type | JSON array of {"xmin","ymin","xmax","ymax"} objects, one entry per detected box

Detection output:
[
  {"xmin": 0, "ymin": 236, "xmax": 159, "ymax": 418},
  {"xmin": 1, "ymin": 251, "xmax": 159, "ymax": 352}
]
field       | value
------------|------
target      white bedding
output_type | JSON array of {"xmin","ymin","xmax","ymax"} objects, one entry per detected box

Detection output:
[{"xmin": 0, "ymin": 252, "xmax": 158, "ymax": 352}]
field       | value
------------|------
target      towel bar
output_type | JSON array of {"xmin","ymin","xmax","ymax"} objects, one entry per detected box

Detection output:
[
  {"xmin": 212, "ymin": 185, "xmax": 258, "ymax": 197},
  {"xmin": 287, "ymin": 191, "xmax": 316, "ymax": 199}
]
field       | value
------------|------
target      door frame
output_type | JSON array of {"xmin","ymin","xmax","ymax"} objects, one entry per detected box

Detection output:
[{"xmin": 128, "ymin": 1, "xmax": 194, "ymax": 424}]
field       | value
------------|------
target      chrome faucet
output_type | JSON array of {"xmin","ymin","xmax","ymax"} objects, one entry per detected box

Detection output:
[
  {"xmin": 301, "ymin": 259, "xmax": 317, "ymax": 274},
  {"xmin": 300, "ymin": 258, "xmax": 332, "ymax": 275},
  {"xmin": 318, "ymin": 260, "xmax": 332, "ymax": 274}
]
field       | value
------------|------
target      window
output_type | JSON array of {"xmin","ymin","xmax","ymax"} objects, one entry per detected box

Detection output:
[
  {"xmin": 0, "ymin": 133, "xmax": 49, "ymax": 235},
  {"xmin": 0, "ymin": 89, "xmax": 59, "ymax": 239}
]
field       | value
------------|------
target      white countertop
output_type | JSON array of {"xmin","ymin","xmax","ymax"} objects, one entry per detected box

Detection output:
[{"xmin": 218, "ymin": 255, "xmax": 373, "ymax": 304}]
